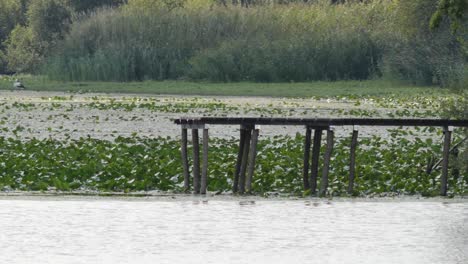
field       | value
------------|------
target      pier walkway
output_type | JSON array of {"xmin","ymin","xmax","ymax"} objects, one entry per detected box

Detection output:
[{"xmin": 174, "ymin": 117, "xmax": 468, "ymax": 196}]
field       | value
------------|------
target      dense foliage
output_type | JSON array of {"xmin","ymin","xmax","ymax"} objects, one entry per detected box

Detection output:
[
  {"xmin": 431, "ymin": 0, "xmax": 467, "ymax": 33},
  {"xmin": 0, "ymin": 131, "xmax": 466, "ymax": 196},
  {"xmin": 0, "ymin": 0, "xmax": 466, "ymax": 88},
  {"xmin": 43, "ymin": 0, "xmax": 466, "ymax": 86},
  {"xmin": 0, "ymin": 0, "xmax": 125, "ymax": 73}
]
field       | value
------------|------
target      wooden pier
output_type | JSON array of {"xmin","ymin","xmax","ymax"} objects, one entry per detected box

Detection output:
[{"xmin": 175, "ymin": 117, "xmax": 468, "ymax": 196}]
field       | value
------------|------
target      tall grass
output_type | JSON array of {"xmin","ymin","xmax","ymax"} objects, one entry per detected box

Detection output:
[{"xmin": 44, "ymin": 0, "xmax": 466, "ymax": 86}]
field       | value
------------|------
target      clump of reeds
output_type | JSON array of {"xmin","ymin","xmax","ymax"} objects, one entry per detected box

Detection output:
[{"xmin": 44, "ymin": 0, "xmax": 465, "ymax": 86}]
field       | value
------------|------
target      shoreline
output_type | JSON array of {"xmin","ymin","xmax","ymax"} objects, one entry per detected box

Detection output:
[{"xmin": 0, "ymin": 191, "xmax": 467, "ymax": 202}]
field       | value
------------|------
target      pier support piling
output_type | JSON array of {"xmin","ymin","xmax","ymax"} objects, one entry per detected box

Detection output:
[
  {"xmin": 440, "ymin": 126, "xmax": 451, "ymax": 196},
  {"xmin": 181, "ymin": 128, "xmax": 190, "ymax": 192},
  {"xmin": 303, "ymin": 127, "xmax": 312, "ymax": 191},
  {"xmin": 451, "ymin": 147, "xmax": 459, "ymax": 181},
  {"xmin": 348, "ymin": 129, "xmax": 358, "ymax": 195},
  {"xmin": 233, "ymin": 129, "xmax": 246, "ymax": 193},
  {"xmin": 310, "ymin": 129, "xmax": 323, "ymax": 195},
  {"xmin": 320, "ymin": 129, "xmax": 334, "ymax": 197},
  {"xmin": 246, "ymin": 128, "xmax": 259, "ymax": 194},
  {"xmin": 192, "ymin": 129, "xmax": 201, "ymax": 194},
  {"xmin": 239, "ymin": 128, "xmax": 252, "ymax": 194},
  {"xmin": 201, "ymin": 128, "xmax": 209, "ymax": 194}
]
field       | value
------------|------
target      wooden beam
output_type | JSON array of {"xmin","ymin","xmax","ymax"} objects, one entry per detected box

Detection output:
[
  {"xmin": 310, "ymin": 129, "xmax": 322, "ymax": 195},
  {"xmin": 239, "ymin": 129, "xmax": 252, "ymax": 194},
  {"xmin": 348, "ymin": 129, "xmax": 358, "ymax": 195},
  {"xmin": 181, "ymin": 123, "xmax": 205, "ymax": 129},
  {"xmin": 233, "ymin": 129, "xmax": 246, "ymax": 193},
  {"xmin": 175, "ymin": 117, "xmax": 468, "ymax": 128},
  {"xmin": 302, "ymin": 127, "xmax": 312, "ymax": 191},
  {"xmin": 320, "ymin": 129, "xmax": 334, "ymax": 197},
  {"xmin": 246, "ymin": 128, "xmax": 260, "ymax": 194},
  {"xmin": 181, "ymin": 128, "xmax": 190, "ymax": 192},
  {"xmin": 192, "ymin": 129, "xmax": 201, "ymax": 194},
  {"xmin": 201, "ymin": 128, "xmax": 209, "ymax": 194},
  {"xmin": 440, "ymin": 127, "xmax": 451, "ymax": 196}
]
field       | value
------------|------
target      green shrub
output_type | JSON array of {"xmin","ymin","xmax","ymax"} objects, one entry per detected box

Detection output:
[
  {"xmin": 0, "ymin": 0, "xmax": 29, "ymax": 45},
  {"xmin": 380, "ymin": 0, "xmax": 466, "ymax": 88},
  {"xmin": 189, "ymin": 31, "xmax": 380, "ymax": 82},
  {"xmin": 27, "ymin": 0, "xmax": 72, "ymax": 43},
  {"xmin": 69, "ymin": 0, "xmax": 125, "ymax": 13},
  {"xmin": 3, "ymin": 0, "xmax": 73, "ymax": 73},
  {"xmin": 46, "ymin": 3, "xmax": 386, "ymax": 82},
  {"xmin": 4, "ymin": 25, "xmax": 41, "ymax": 73},
  {"xmin": 0, "ymin": 50, "xmax": 7, "ymax": 73},
  {"xmin": 43, "ymin": 0, "xmax": 465, "ymax": 86}
]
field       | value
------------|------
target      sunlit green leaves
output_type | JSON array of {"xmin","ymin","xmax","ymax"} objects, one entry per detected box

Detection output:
[{"xmin": 0, "ymin": 131, "xmax": 466, "ymax": 196}]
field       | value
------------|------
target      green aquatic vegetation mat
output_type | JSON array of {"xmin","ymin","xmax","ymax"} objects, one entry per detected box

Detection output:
[
  {"xmin": 3, "ymin": 93, "xmax": 461, "ymax": 119},
  {"xmin": 0, "ymin": 132, "xmax": 466, "ymax": 196}
]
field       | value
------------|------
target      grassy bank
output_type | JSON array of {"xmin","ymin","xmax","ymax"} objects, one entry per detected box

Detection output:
[{"xmin": 0, "ymin": 76, "xmax": 451, "ymax": 97}]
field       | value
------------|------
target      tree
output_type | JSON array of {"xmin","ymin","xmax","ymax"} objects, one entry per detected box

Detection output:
[
  {"xmin": 0, "ymin": 0, "xmax": 30, "ymax": 47},
  {"xmin": 27, "ymin": 0, "xmax": 72, "ymax": 43},
  {"xmin": 68, "ymin": 0, "xmax": 126, "ymax": 13},
  {"xmin": 430, "ymin": 0, "xmax": 467, "ymax": 60},
  {"xmin": 430, "ymin": 1, "xmax": 467, "ymax": 171},
  {"xmin": 4, "ymin": 0, "xmax": 72, "ymax": 73},
  {"xmin": 4, "ymin": 25, "xmax": 40, "ymax": 72},
  {"xmin": 430, "ymin": 0, "xmax": 467, "ymax": 33},
  {"xmin": 1, "ymin": 0, "xmax": 129, "ymax": 73},
  {"xmin": 0, "ymin": 0, "xmax": 30, "ymax": 73},
  {"xmin": 0, "ymin": 50, "xmax": 7, "ymax": 73}
]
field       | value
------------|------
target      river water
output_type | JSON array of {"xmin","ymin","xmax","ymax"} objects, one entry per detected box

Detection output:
[{"xmin": 0, "ymin": 197, "xmax": 467, "ymax": 264}]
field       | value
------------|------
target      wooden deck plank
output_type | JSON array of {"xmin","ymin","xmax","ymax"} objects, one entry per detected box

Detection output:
[{"xmin": 175, "ymin": 117, "xmax": 468, "ymax": 127}]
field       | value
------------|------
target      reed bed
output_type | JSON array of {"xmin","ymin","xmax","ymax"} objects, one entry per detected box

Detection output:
[{"xmin": 45, "ymin": 0, "xmax": 465, "ymax": 86}]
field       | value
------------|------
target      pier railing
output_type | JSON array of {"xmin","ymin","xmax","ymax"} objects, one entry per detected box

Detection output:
[{"xmin": 174, "ymin": 117, "xmax": 468, "ymax": 196}]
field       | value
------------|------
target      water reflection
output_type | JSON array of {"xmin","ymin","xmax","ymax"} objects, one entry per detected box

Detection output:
[{"xmin": 0, "ymin": 198, "xmax": 466, "ymax": 264}]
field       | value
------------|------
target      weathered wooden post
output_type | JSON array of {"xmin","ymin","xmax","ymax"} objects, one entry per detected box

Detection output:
[
  {"xmin": 192, "ymin": 129, "xmax": 201, "ymax": 194},
  {"xmin": 320, "ymin": 128, "xmax": 334, "ymax": 197},
  {"xmin": 451, "ymin": 147, "xmax": 459, "ymax": 181},
  {"xmin": 302, "ymin": 127, "xmax": 312, "ymax": 191},
  {"xmin": 246, "ymin": 128, "xmax": 260, "ymax": 194},
  {"xmin": 181, "ymin": 127, "xmax": 190, "ymax": 192},
  {"xmin": 440, "ymin": 126, "xmax": 451, "ymax": 196},
  {"xmin": 310, "ymin": 129, "xmax": 323, "ymax": 195},
  {"xmin": 201, "ymin": 128, "xmax": 209, "ymax": 194},
  {"xmin": 233, "ymin": 128, "xmax": 246, "ymax": 193},
  {"xmin": 348, "ymin": 129, "xmax": 358, "ymax": 195},
  {"xmin": 239, "ymin": 126, "xmax": 252, "ymax": 194}
]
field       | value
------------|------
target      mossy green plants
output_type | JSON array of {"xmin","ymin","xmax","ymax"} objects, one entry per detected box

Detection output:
[{"xmin": 0, "ymin": 130, "xmax": 466, "ymax": 196}]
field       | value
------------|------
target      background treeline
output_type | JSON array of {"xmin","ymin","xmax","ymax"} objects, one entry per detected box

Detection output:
[
  {"xmin": 0, "ymin": 0, "xmax": 466, "ymax": 87},
  {"xmin": 0, "ymin": 0, "xmax": 125, "ymax": 73}
]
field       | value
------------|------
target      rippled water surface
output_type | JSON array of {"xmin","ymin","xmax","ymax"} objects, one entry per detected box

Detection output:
[{"xmin": 0, "ymin": 197, "xmax": 467, "ymax": 264}]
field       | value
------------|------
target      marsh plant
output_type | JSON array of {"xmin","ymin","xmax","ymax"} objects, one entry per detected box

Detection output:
[
  {"xmin": 0, "ymin": 130, "xmax": 466, "ymax": 196},
  {"xmin": 43, "ymin": 0, "xmax": 466, "ymax": 87}
]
